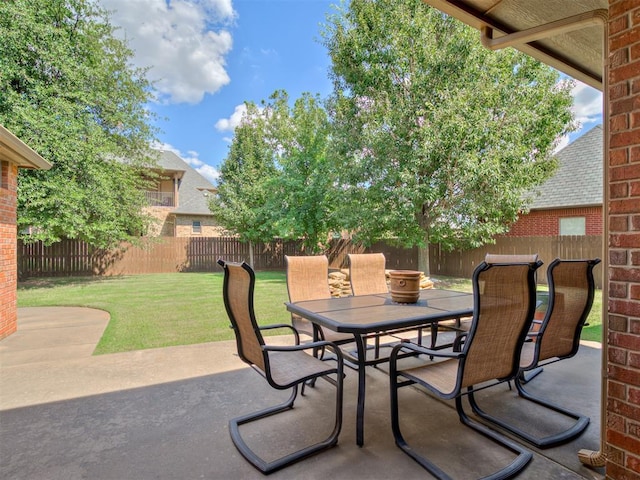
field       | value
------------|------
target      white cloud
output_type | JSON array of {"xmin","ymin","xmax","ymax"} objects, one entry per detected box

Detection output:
[
  {"xmin": 191, "ymin": 162, "xmax": 221, "ymax": 184},
  {"xmin": 571, "ymin": 80, "xmax": 603, "ymax": 127},
  {"xmin": 215, "ymin": 103, "xmax": 248, "ymax": 132},
  {"xmin": 101, "ymin": 0, "xmax": 235, "ymax": 104},
  {"xmin": 155, "ymin": 142, "xmax": 220, "ymax": 183},
  {"xmin": 551, "ymin": 78, "xmax": 602, "ymax": 152}
]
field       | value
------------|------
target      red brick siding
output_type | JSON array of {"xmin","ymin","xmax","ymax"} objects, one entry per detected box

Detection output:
[
  {"xmin": 0, "ymin": 160, "xmax": 18, "ymax": 339},
  {"xmin": 607, "ymin": 1, "xmax": 640, "ymax": 478},
  {"xmin": 505, "ymin": 207, "xmax": 603, "ymax": 237}
]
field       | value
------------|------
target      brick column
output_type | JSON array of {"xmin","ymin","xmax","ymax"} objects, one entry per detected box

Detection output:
[
  {"xmin": 606, "ymin": 1, "xmax": 640, "ymax": 478},
  {"xmin": 0, "ymin": 160, "xmax": 18, "ymax": 339}
]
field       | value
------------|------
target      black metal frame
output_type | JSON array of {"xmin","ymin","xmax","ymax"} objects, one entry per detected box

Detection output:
[
  {"xmin": 467, "ymin": 258, "xmax": 601, "ymax": 448},
  {"xmin": 390, "ymin": 357, "xmax": 533, "ymax": 480},
  {"xmin": 389, "ymin": 261, "xmax": 541, "ymax": 480},
  {"xmin": 288, "ymin": 288, "xmax": 474, "ymax": 447},
  {"xmin": 219, "ymin": 259, "xmax": 344, "ymax": 475}
]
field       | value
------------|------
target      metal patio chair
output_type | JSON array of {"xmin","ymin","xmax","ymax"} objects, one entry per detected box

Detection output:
[
  {"xmin": 285, "ymin": 255, "xmax": 355, "ymax": 352},
  {"xmin": 347, "ymin": 253, "xmax": 398, "ymax": 358},
  {"xmin": 218, "ymin": 259, "xmax": 344, "ymax": 474},
  {"xmin": 469, "ymin": 257, "xmax": 601, "ymax": 448},
  {"xmin": 347, "ymin": 253, "xmax": 389, "ymax": 296},
  {"xmin": 430, "ymin": 253, "xmax": 540, "ymax": 352},
  {"xmin": 389, "ymin": 259, "xmax": 542, "ymax": 480}
]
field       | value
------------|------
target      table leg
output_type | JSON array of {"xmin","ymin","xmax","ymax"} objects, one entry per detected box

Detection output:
[{"xmin": 354, "ymin": 333, "xmax": 367, "ymax": 447}]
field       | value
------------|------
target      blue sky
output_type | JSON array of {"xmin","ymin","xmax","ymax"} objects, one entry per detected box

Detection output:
[{"xmin": 100, "ymin": 0, "xmax": 603, "ymax": 185}]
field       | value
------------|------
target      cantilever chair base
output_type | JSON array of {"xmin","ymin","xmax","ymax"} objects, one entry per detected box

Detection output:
[
  {"xmin": 470, "ymin": 258, "xmax": 600, "ymax": 449},
  {"xmin": 391, "ymin": 390, "xmax": 532, "ymax": 480},
  {"xmin": 518, "ymin": 366, "xmax": 543, "ymax": 384},
  {"xmin": 468, "ymin": 377, "xmax": 590, "ymax": 449},
  {"xmin": 219, "ymin": 259, "xmax": 344, "ymax": 475},
  {"xmin": 229, "ymin": 385, "xmax": 341, "ymax": 474},
  {"xmin": 390, "ymin": 260, "xmax": 542, "ymax": 479}
]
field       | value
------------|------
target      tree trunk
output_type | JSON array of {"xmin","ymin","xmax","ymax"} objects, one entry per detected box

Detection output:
[
  {"xmin": 417, "ymin": 209, "xmax": 431, "ymax": 275},
  {"xmin": 418, "ymin": 244, "xmax": 430, "ymax": 276},
  {"xmin": 248, "ymin": 241, "xmax": 254, "ymax": 268}
]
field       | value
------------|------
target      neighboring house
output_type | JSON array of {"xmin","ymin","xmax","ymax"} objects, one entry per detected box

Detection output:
[
  {"xmin": 144, "ymin": 150, "xmax": 222, "ymax": 237},
  {"xmin": 0, "ymin": 125, "xmax": 51, "ymax": 339},
  {"xmin": 506, "ymin": 124, "xmax": 603, "ymax": 237}
]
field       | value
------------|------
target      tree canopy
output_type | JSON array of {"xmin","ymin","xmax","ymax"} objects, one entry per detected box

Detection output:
[
  {"xmin": 322, "ymin": 0, "xmax": 576, "ymax": 270},
  {"xmin": 0, "ymin": 0, "xmax": 158, "ymax": 247},
  {"xmin": 212, "ymin": 91, "xmax": 338, "ymax": 253},
  {"xmin": 209, "ymin": 100, "xmax": 278, "ymax": 245}
]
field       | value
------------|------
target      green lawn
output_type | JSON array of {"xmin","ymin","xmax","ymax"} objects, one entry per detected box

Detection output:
[
  {"xmin": 18, "ymin": 271, "xmax": 603, "ymax": 355},
  {"xmin": 18, "ymin": 272, "xmax": 291, "ymax": 355}
]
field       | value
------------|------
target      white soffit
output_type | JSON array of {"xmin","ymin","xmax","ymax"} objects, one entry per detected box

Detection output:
[
  {"xmin": 421, "ymin": 0, "xmax": 606, "ymax": 91},
  {"xmin": 0, "ymin": 125, "xmax": 51, "ymax": 170}
]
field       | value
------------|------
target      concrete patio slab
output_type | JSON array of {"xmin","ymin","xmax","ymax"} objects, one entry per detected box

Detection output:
[{"xmin": 0, "ymin": 307, "xmax": 606, "ymax": 480}]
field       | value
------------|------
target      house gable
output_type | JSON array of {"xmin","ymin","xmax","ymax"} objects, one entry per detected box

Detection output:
[
  {"xmin": 145, "ymin": 150, "xmax": 220, "ymax": 237},
  {"xmin": 507, "ymin": 125, "xmax": 604, "ymax": 238},
  {"xmin": 530, "ymin": 124, "xmax": 603, "ymax": 210}
]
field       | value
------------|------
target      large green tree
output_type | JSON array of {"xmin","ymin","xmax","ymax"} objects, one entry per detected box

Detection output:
[
  {"xmin": 264, "ymin": 91, "xmax": 338, "ymax": 253},
  {"xmin": 0, "ymin": 0, "xmax": 157, "ymax": 247},
  {"xmin": 209, "ymin": 100, "xmax": 278, "ymax": 264},
  {"xmin": 212, "ymin": 91, "xmax": 338, "ymax": 255},
  {"xmin": 323, "ymin": 0, "xmax": 576, "ymax": 272}
]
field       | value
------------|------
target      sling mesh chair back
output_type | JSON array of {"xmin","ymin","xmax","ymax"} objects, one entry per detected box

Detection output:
[
  {"xmin": 285, "ymin": 255, "xmax": 354, "ymax": 346},
  {"xmin": 218, "ymin": 259, "xmax": 344, "ymax": 474},
  {"xmin": 471, "ymin": 257, "xmax": 601, "ymax": 448},
  {"xmin": 526, "ymin": 258, "xmax": 600, "ymax": 364},
  {"xmin": 347, "ymin": 253, "xmax": 396, "ymax": 357},
  {"xmin": 347, "ymin": 253, "xmax": 389, "ymax": 295},
  {"xmin": 485, "ymin": 253, "xmax": 539, "ymax": 264},
  {"xmin": 389, "ymin": 260, "xmax": 542, "ymax": 480},
  {"xmin": 430, "ymin": 254, "xmax": 539, "ymax": 352}
]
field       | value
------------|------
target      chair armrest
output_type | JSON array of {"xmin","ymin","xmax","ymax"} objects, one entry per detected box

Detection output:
[
  {"xmin": 259, "ymin": 323, "xmax": 300, "ymax": 345},
  {"xmin": 453, "ymin": 333, "xmax": 468, "ymax": 352},
  {"xmin": 260, "ymin": 323, "xmax": 296, "ymax": 331},
  {"xmin": 263, "ymin": 340, "xmax": 344, "ymax": 362},
  {"xmin": 390, "ymin": 341, "xmax": 464, "ymax": 362}
]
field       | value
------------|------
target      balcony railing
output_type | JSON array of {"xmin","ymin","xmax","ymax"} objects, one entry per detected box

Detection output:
[{"xmin": 144, "ymin": 191, "xmax": 175, "ymax": 207}]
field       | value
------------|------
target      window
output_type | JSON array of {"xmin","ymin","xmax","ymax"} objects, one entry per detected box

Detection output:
[
  {"xmin": 192, "ymin": 220, "xmax": 202, "ymax": 234},
  {"xmin": 559, "ymin": 217, "xmax": 585, "ymax": 236}
]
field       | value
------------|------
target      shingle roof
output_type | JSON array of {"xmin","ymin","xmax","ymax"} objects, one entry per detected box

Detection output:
[
  {"xmin": 156, "ymin": 150, "xmax": 216, "ymax": 216},
  {"xmin": 529, "ymin": 125, "xmax": 603, "ymax": 209}
]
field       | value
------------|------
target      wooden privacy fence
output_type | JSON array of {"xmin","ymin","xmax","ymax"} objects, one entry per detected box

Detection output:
[
  {"xmin": 18, "ymin": 237, "xmax": 301, "ymax": 277},
  {"xmin": 430, "ymin": 235, "xmax": 603, "ymax": 288},
  {"xmin": 16, "ymin": 237, "xmax": 420, "ymax": 279},
  {"xmin": 18, "ymin": 235, "xmax": 602, "ymax": 288}
]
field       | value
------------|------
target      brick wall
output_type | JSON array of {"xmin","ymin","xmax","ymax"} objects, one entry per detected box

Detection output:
[
  {"xmin": 144, "ymin": 209, "xmax": 224, "ymax": 237},
  {"xmin": 174, "ymin": 215, "xmax": 225, "ymax": 237},
  {"xmin": 145, "ymin": 207, "xmax": 175, "ymax": 236},
  {"xmin": 0, "ymin": 160, "xmax": 18, "ymax": 339},
  {"xmin": 606, "ymin": 1, "xmax": 640, "ymax": 479},
  {"xmin": 507, "ymin": 206, "xmax": 603, "ymax": 236}
]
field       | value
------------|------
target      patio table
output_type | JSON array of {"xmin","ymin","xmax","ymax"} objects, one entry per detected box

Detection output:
[{"xmin": 286, "ymin": 289, "xmax": 474, "ymax": 446}]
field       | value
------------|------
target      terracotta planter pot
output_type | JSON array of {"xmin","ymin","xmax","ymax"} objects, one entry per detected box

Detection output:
[{"xmin": 388, "ymin": 270, "xmax": 422, "ymax": 303}]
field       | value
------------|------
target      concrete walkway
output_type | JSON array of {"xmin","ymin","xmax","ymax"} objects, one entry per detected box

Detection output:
[{"xmin": 1, "ymin": 307, "xmax": 606, "ymax": 479}]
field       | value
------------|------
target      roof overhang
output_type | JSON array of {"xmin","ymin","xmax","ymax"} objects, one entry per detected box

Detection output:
[
  {"xmin": 160, "ymin": 169, "xmax": 185, "ymax": 180},
  {"xmin": 530, "ymin": 202, "xmax": 602, "ymax": 211},
  {"xmin": 421, "ymin": 0, "xmax": 607, "ymax": 91},
  {"xmin": 0, "ymin": 125, "xmax": 52, "ymax": 170}
]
